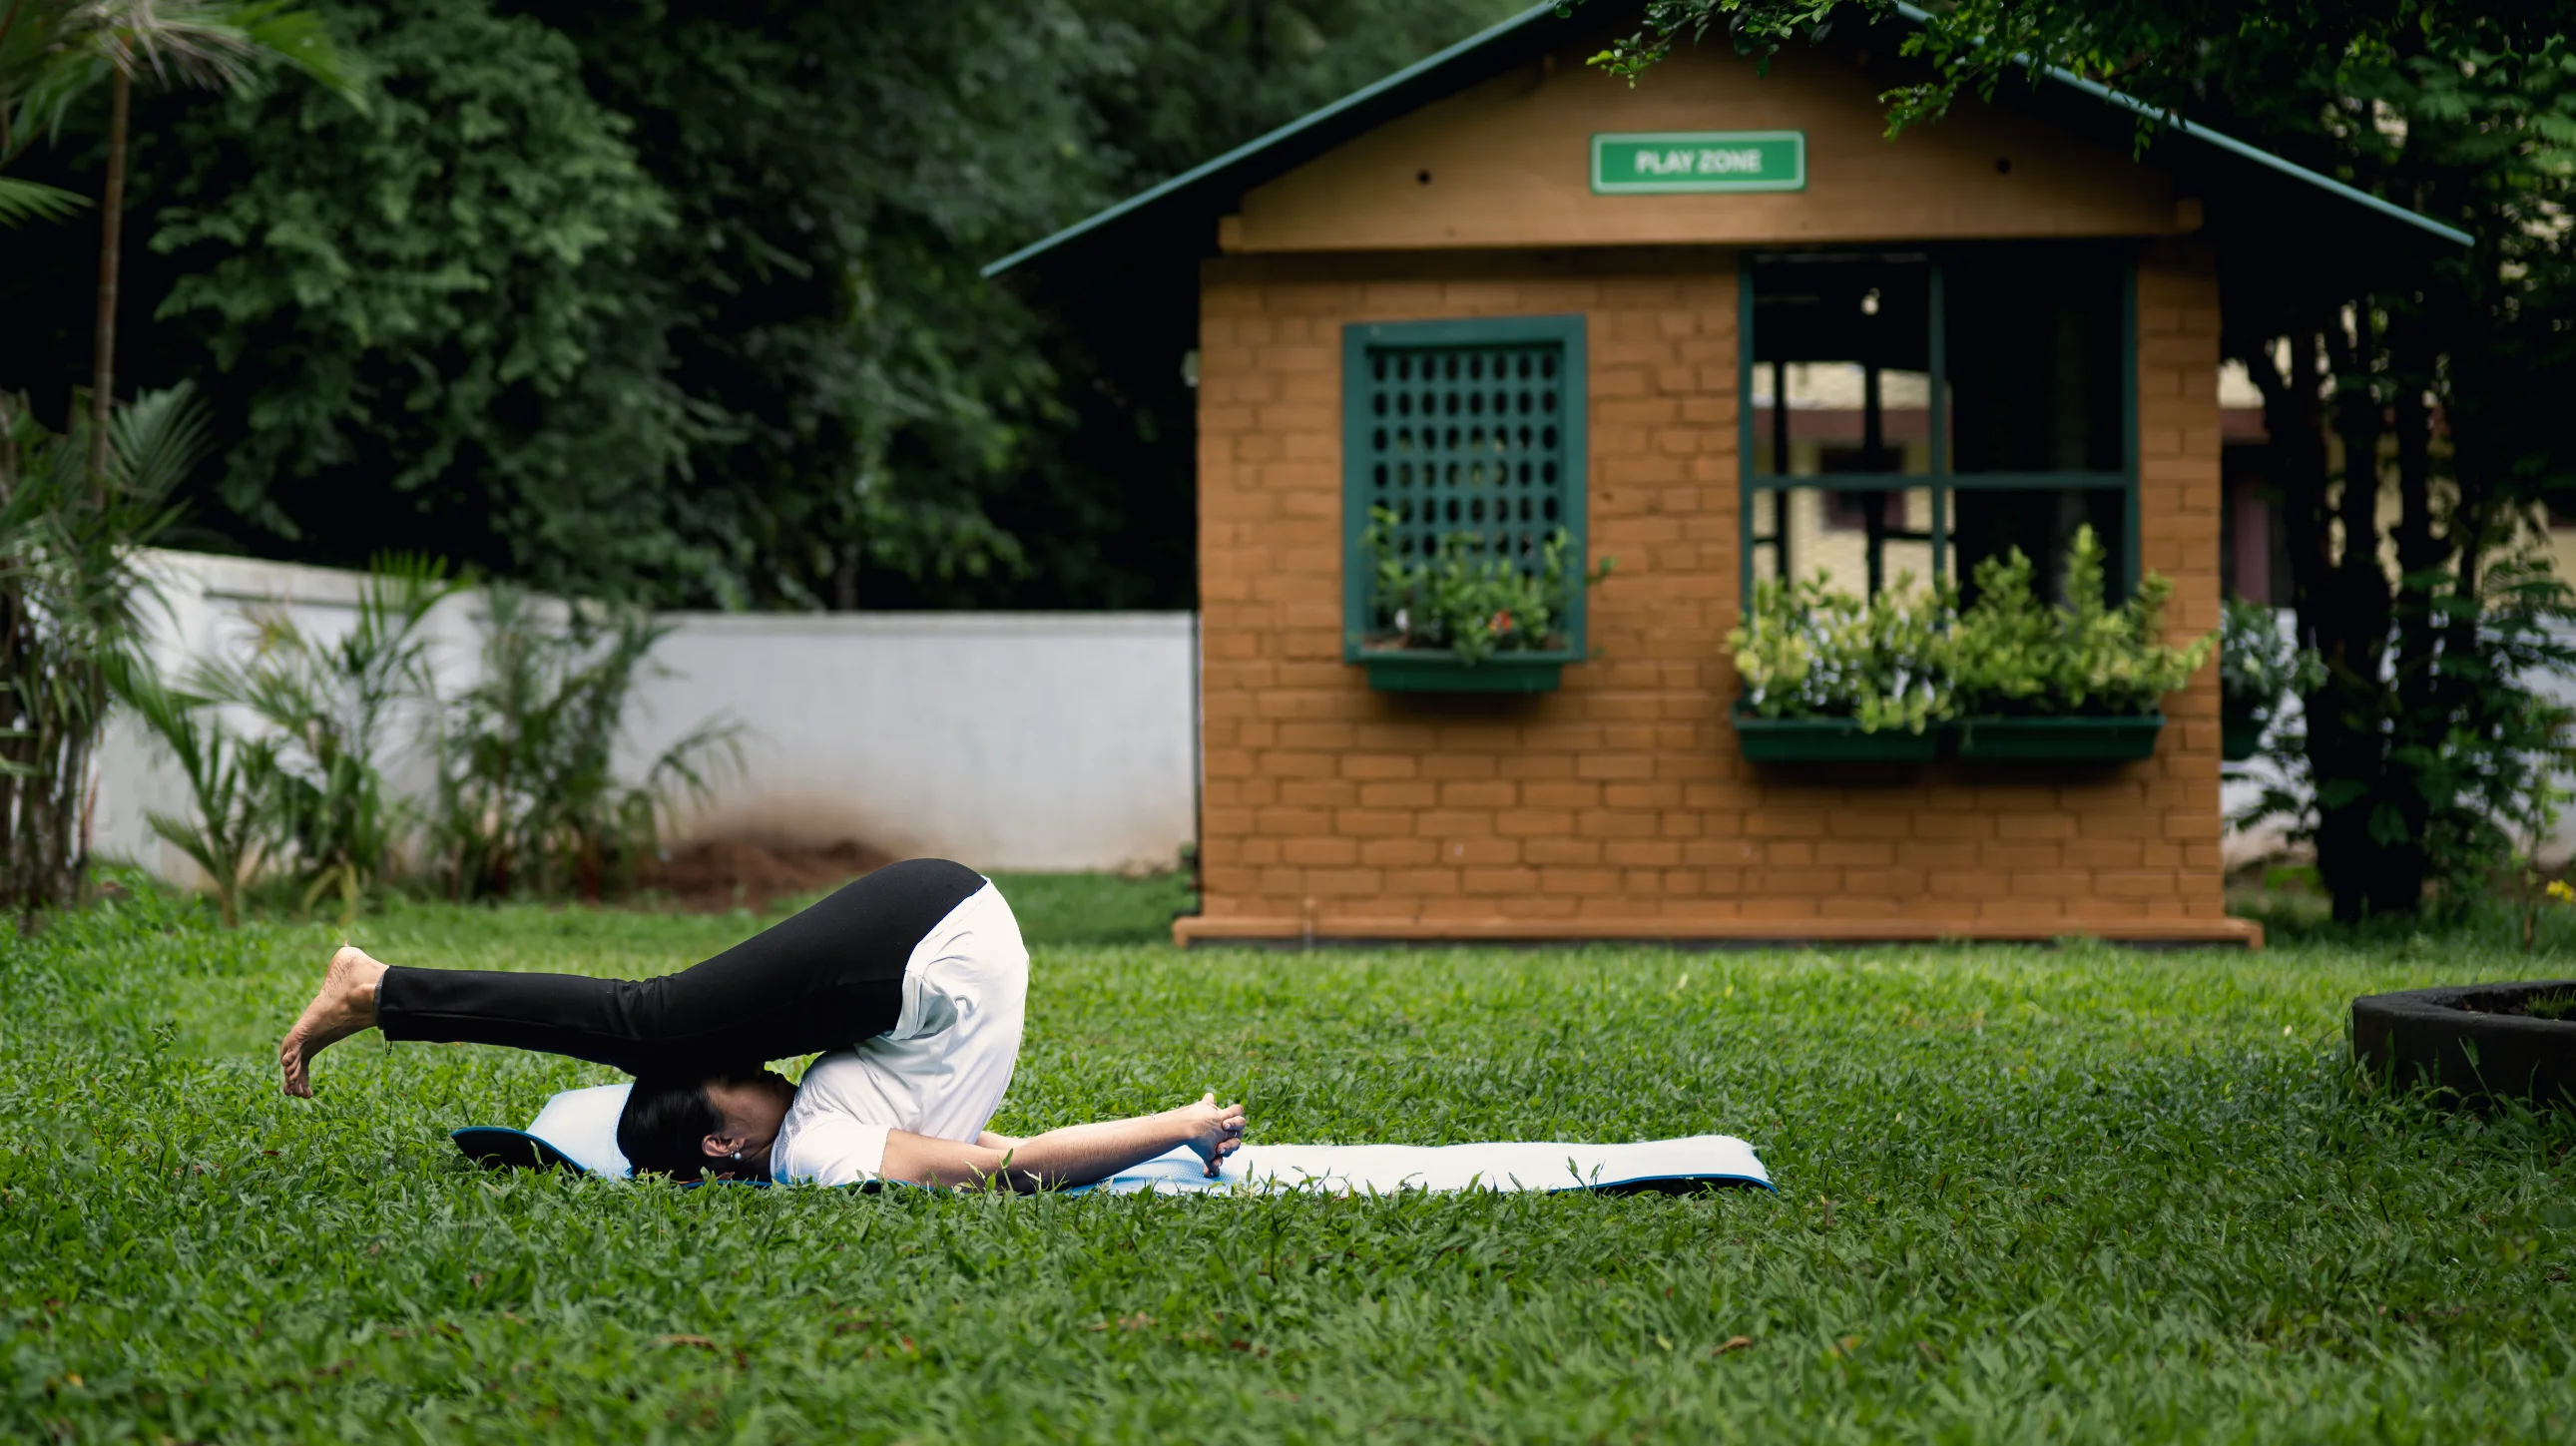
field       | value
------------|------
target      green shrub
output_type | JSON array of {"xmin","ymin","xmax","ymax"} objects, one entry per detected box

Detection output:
[
  {"xmin": 2219, "ymin": 595, "xmax": 2323, "ymax": 726},
  {"xmin": 1, "ymin": 384, "xmax": 198, "ymax": 921},
  {"xmin": 1727, "ymin": 571, "xmax": 1953, "ymax": 733},
  {"xmin": 108, "ymin": 658, "xmax": 278, "ymax": 929},
  {"xmin": 1726, "ymin": 526, "xmax": 2214, "ymax": 730},
  {"xmin": 190, "ymin": 555, "xmax": 456, "ymax": 920},
  {"xmin": 1357, "ymin": 507, "xmax": 1612, "ymax": 665},
  {"xmin": 1947, "ymin": 525, "xmax": 2215, "ymax": 718},
  {"xmin": 433, "ymin": 586, "xmax": 739, "ymax": 901}
]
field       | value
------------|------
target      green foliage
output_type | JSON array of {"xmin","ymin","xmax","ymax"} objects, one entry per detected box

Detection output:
[
  {"xmin": 2220, "ymin": 596, "xmax": 2322, "ymax": 725},
  {"xmin": 1947, "ymin": 526, "xmax": 2215, "ymax": 718},
  {"xmin": 1, "ymin": 0, "xmax": 361, "ymax": 150},
  {"xmin": 0, "ymin": 174, "xmax": 86, "ymax": 225},
  {"xmin": 1727, "ymin": 571, "xmax": 1952, "ymax": 732},
  {"xmin": 0, "ymin": 0, "xmax": 361, "ymax": 239},
  {"xmin": 0, "ymin": 382, "xmax": 193, "ymax": 919},
  {"xmin": 434, "ymin": 585, "xmax": 740, "ymax": 901},
  {"xmin": 145, "ymin": 0, "xmax": 698, "ymax": 596},
  {"xmin": 108, "ymin": 656, "xmax": 277, "ymax": 928},
  {"xmin": 1728, "ymin": 527, "xmax": 2212, "ymax": 728},
  {"xmin": 5, "ymin": 889, "xmax": 2575, "ymax": 1437},
  {"xmin": 2241, "ymin": 556, "xmax": 2576, "ymax": 923},
  {"xmin": 188, "ymin": 553, "xmax": 455, "ymax": 919},
  {"xmin": 1075, "ymin": 0, "xmax": 1529, "ymax": 189},
  {"xmin": 3, "ymin": 0, "xmax": 1530, "ymax": 608},
  {"xmin": 1357, "ymin": 506, "xmax": 1611, "ymax": 664}
]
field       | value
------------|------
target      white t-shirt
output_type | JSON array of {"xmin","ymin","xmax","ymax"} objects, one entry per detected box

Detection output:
[{"xmin": 769, "ymin": 879, "xmax": 1028, "ymax": 1186}]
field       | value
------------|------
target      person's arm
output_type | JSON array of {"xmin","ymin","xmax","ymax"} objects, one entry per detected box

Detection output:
[{"xmin": 884, "ymin": 1094, "xmax": 1245, "ymax": 1191}]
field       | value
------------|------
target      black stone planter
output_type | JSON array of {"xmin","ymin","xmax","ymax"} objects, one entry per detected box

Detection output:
[{"xmin": 2350, "ymin": 980, "xmax": 2576, "ymax": 1108}]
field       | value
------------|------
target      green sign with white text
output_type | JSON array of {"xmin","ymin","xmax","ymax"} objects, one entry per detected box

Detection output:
[{"xmin": 1590, "ymin": 132, "xmax": 1805, "ymax": 194}]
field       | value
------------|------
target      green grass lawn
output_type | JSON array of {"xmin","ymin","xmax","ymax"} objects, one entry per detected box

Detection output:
[{"xmin": 4, "ymin": 874, "xmax": 2574, "ymax": 1442}]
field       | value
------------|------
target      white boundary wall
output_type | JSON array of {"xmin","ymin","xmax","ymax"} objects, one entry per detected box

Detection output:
[
  {"xmin": 632, "ymin": 612, "xmax": 1197, "ymax": 871},
  {"xmin": 89, "ymin": 552, "xmax": 1199, "ymax": 878}
]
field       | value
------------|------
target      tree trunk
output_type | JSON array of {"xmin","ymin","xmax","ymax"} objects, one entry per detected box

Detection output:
[
  {"xmin": 2246, "ymin": 319, "xmax": 2412, "ymax": 922},
  {"xmin": 833, "ymin": 548, "xmax": 859, "ymax": 611},
  {"xmin": 2386, "ymin": 308, "xmax": 2444, "ymax": 836},
  {"xmin": 88, "ymin": 66, "xmax": 131, "ymax": 488},
  {"xmin": 2318, "ymin": 301, "xmax": 2412, "ymax": 917}
]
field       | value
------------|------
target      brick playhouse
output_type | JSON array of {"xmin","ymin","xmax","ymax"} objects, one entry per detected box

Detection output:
[{"xmin": 991, "ymin": 4, "xmax": 2462, "ymax": 948}]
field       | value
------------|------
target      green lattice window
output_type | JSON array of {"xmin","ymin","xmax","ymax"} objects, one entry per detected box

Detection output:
[{"xmin": 1340, "ymin": 315, "xmax": 1590, "ymax": 685}]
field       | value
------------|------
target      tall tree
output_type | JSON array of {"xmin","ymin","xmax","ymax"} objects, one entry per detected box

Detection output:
[
  {"xmin": 0, "ymin": 0, "xmax": 1528, "ymax": 609},
  {"xmin": 0, "ymin": 1, "xmax": 356, "ymax": 476},
  {"xmin": 139, "ymin": 0, "xmax": 697, "ymax": 597}
]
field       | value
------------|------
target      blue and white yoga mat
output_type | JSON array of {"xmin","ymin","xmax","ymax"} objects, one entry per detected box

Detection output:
[{"xmin": 451, "ymin": 1083, "xmax": 1773, "ymax": 1195}]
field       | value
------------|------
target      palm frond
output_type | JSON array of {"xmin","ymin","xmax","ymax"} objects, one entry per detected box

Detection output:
[
  {"xmin": 111, "ymin": 379, "xmax": 215, "ymax": 500},
  {"xmin": 3, "ymin": 0, "xmax": 365, "ymax": 147},
  {"xmin": 0, "ymin": 175, "xmax": 88, "ymax": 228},
  {"xmin": 225, "ymin": 0, "xmax": 363, "ymax": 109},
  {"xmin": 64, "ymin": 0, "xmax": 261, "ymax": 92}
]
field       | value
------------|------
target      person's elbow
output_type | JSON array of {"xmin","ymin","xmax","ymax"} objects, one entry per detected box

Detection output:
[{"xmin": 878, "ymin": 1131, "xmax": 1022, "ymax": 1190}]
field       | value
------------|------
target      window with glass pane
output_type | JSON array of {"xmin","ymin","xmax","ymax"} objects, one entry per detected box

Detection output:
[
  {"xmin": 1943, "ymin": 247, "xmax": 2129, "ymax": 607},
  {"xmin": 1742, "ymin": 246, "xmax": 2132, "ymax": 611}
]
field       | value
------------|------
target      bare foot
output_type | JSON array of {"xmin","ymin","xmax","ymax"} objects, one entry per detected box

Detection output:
[{"xmin": 278, "ymin": 945, "xmax": 388, "ymax": 1098}]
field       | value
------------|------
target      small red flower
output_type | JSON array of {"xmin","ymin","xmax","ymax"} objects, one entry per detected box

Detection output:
[{"xmin": 1489, "ymin": 610, "xmax": 1514, "ymax": 636}]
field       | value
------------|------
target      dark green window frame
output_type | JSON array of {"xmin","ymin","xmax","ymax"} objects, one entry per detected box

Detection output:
[
  {"xmin": 1734, "ymin": 248, "xmax": 2139, "ymax": 611},
  {"xmin": 1340, "ymin": 314, "xmax": 1591, "ymax": 665}
]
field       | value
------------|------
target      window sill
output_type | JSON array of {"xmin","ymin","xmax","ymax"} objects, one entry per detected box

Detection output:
[{"xmin": 1355, "ymin": 650, "xmax": 1574, "ymax": 694}]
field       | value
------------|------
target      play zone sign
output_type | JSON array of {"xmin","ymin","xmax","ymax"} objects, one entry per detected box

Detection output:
[{"xmin": 1590, "ymin": 132, "xmax": 1806, "ymax": 194}]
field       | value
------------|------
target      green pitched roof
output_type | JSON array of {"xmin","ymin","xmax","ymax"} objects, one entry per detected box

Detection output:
[{"xmin": 985, "ymin": 1, "xmax": 2466, "ymax": 286}]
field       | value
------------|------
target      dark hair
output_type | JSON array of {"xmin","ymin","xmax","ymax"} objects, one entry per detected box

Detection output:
[{"xmin": 617, "ymin": 1075, "xmax": 729, "ymax": 1179}]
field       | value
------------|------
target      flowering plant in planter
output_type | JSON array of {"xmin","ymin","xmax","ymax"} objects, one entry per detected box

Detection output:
[
  {"xmin": 1725, "ymin": 526, "xmax": 2215, "ymax": 760},
  {"xmin": 1730, "ymin": 571, "xmax": 1953, "ymax": 734},
  {"xmin": 1357, "ymin": 507, "xmax": 1613, "ymax": 665},
  {"xmin": 1945, "ymin": 527, "xmax": 2214, "ymax": 717}
]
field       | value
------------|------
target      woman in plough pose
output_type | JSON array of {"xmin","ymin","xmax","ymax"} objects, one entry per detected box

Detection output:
[{"xmin": 277, "ymin": 858, "xmax": 1244, "ymax": 1188}]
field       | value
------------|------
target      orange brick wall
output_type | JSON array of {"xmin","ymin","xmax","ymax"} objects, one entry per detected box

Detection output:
[{"xmin": 1185, "ymin": 242, "xmax": 2247, "ymax": 946}]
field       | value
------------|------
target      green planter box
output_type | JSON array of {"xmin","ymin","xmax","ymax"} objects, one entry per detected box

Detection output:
[
  {"xmin": 1948, "ymin": 714, "xmax": 2165, "ymax": 760},
  {"xmin": 1357, "ymin": 651, "xmax": 1570, "ymax": 693},
  {"xmin": 2222, "ymin": 709, "xmax": 2264, "ymax": 761},
  {"xmin": 1732, "ymin": 708, "xmax": 1941, "ymax": 762}
]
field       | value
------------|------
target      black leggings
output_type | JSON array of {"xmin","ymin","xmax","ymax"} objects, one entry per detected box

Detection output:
[{"xmin": 376, "ymin": 858, "xmax": 986, "ymax": 1077}]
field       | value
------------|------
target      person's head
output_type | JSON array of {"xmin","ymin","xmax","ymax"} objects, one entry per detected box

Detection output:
[{"xmin": 616, "ymin": 1068, "xmax": 796, "ymax": 1180}]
